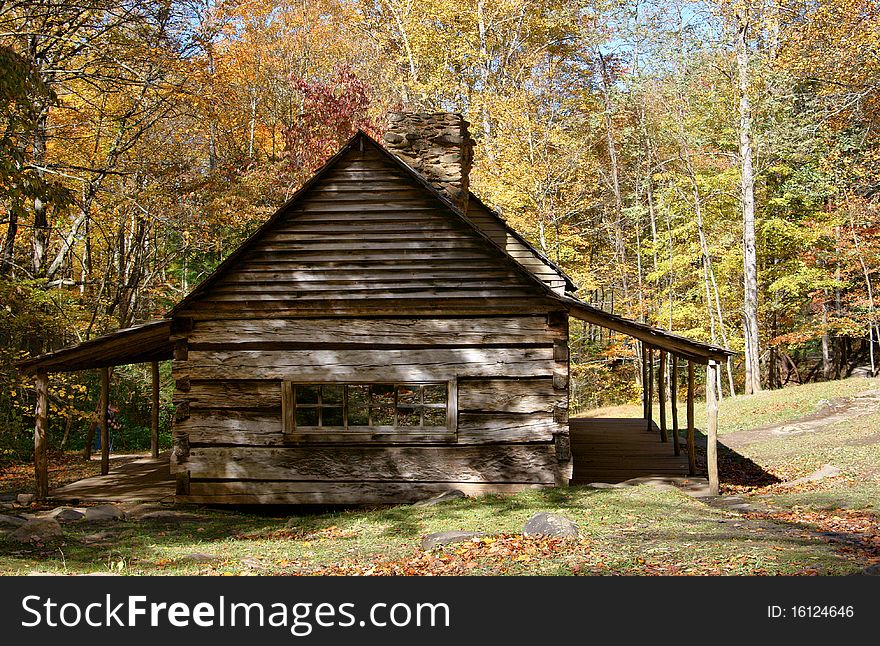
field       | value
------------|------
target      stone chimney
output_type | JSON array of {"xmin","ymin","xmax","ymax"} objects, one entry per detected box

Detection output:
[{"xmin": 382, "ymin": 112, "xmax": 475, "ymax": 212}]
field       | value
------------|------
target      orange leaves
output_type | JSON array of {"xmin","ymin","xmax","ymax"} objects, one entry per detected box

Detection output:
[{"xmin": 311, "ymin": 534, "xmax": 571, "ymax": 576}]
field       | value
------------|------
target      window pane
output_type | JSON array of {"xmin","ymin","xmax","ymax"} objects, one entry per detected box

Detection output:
[
  {"xmin": 371, "ymin": 384, "xmax": 395, "ymax": 405},
  {"xmin": 295, "ymin": 385, "xmax": 320, "ymax": 405},
  {"xmin": 397, "ymin": 409, "xmax": 420, "ymax": 426},
  {"xmin": 348, "ymin": 407, "xmax": 369, "ymax": 426},
  {"xmin": 397, "ymin": 385, "xmax": 420, "ymax": 405},
  {"xmin": 423, "ymin": 384, "xmax": 447, "ymax": 404},
  {"xmin": 371, "ymin": 407, "xmax": 394, "ymax": 425},
  {"xmin": 423, "ymin": 408, "xmax": 447, "ymax": 427},
  {"xmin": 295, "ymin": 408, "xmax": 318, "ymax": 427},
  {"xmin": 322, "ymin": 406, "xmax": 344, "ymax": 427},
  {"xmin": 348, "ymin": 385, "xmax": 369, "ymax": 407},
  {"xmin": 322, "ymin": 385, "xmax": 344, "ymax": 404}
]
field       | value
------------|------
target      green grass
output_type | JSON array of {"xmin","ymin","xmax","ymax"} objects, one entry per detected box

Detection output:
[
  {"xmin": 579, "ymin": 376, "xmax": 880, "ymax": 436},
  {"xmin": 738, "ymin": 408, "xmax": 880, "ymax": 512},
  {"xmin": 0, "ymin": 485, "xmax": 863, "ymax": 576}
]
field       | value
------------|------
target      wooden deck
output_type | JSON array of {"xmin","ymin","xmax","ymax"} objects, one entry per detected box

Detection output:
[{"xmin": 570, "ymin": 417, "xmax": 690, "ymax": 484}]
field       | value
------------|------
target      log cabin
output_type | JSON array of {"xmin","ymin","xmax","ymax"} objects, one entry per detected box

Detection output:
[{"xmin": 18, "ymin": 112, "xmax": 734, "ymax": 504}]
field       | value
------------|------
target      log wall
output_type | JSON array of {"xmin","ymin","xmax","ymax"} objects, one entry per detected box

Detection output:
[{"xmin": 172, "ymin": 314, "xmax": 570, "ymax": 504}]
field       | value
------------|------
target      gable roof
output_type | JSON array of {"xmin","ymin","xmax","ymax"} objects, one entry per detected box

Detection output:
[
  {"xmin": 466, "ymin": 192, "xmax": 578, "ymax": 293},
  {"xmin": 169, "ymin": 130, "xmax": 559, "ymax": 316}
]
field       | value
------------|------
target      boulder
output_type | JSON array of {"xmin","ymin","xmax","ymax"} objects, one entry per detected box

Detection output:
[
  {"xmin": 413, "ymin": 490, "xmax": 466, "ymax": 507},
  {"xmin": 16, "ymin": 494, "xmax": 35, "ymax": 506},
  {"xmin": 522, "ymin": 512, "xmax": 578, "ymax": 538},
  {"xmin": 44, "ymin": 507, "xmax": 85, "ymax": 523},
  {"xmin": 82, "ymin": 505, "xmax": 125, "ymax": 522},
  {"xmin": 420, "ymin": 530, "xmax": 483, "ymax": 551},
  {"xmin": 8, "ymin": 518, "xmax": 63, "ymax": 543},
  {"xmin": 857, "ymin": 564, "xmax": 880, "ymax": 576},
  {"xmin": 0, "ymin": 514, "xmax": 27, "ymax": 529}
]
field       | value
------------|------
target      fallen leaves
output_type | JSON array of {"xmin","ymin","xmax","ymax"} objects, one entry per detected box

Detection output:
[
  {"xmin": 745, "ymin": 508, "xmax": 880, "ymax": 567},
  {"xmin": 311, "ymin": 534, "xmax": 571, "ymax": 576}
]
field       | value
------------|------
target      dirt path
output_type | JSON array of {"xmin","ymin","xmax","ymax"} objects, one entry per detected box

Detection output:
[{"xmin": 721, "ymin": 389, "xmax": 880, "ymax": 450}]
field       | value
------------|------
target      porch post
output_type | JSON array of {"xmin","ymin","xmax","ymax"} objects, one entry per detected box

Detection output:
[
  {"xmin": 34, "ymin": 370, "xmax": 49, "ymax": 500},
  {"xmin": 641, "ymin": 342, "xmax": 649, "ymax": 421},
  {"xmin": 646, "ymin": 346, "xmax": 654, "ymax": 431},
  {"xmin": 151, "ymin": 361, "xmax": 160, "ymax": 459},
  {"xmin": 658, "ymin": 351, "xmax": 668, "ymax": 442},
  {"xmin": 99, "ymin": 366, "xmax": 110, "ymax": 476},
  {"xmin": 686, "ymin": 360, "xmax": 696, "ymax": 476},
  {"xmin": 706, "ymin": 360, "xmax": 720, "ymax": 495},
  {"xmin": 671, "ymin": 355, "xmax": 680, "ymax": 455}
]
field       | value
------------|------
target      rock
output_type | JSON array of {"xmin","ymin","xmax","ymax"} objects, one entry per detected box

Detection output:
[
  {"xmin": 522, "ymin": 512, "xmax": 578, "ymax": 538},
  {"xmin": 138, "ymin": 510, "xmax": 201, "ymax": 523},
  {"xmin": 857, "ymin": 564, "xmax": 880, "ymax": 576},
  {"xmin": 585, "ymin": 482, "xmax": 624, "ymax": 489},
  {"xmin": 16, "ymin": 494, "xmax": 35, "ymax": 505},
  {"xmin": 80, "ymin": 531, "xmax": 114, "ymax": 544},
  {"xmin": 179, "ymin": 553, "xmax": 221, "ymax": 563},
  {"xmin": 780, "ymin": 464, "xmax": 843, "ymax": 488},
  {"xmin": 8, "ymin": 518, "xmax": 63, "ymax": 543},
  {"xmin": 815, "ymin": 399, "xmax": 834, "ymax": 411},
  {"xmin": 420, "ymin": 530, "xmax": 484, "ymax": 551},
  {"xmin": 82, "ymin": 505, "xmax": 125, "ymax": 522},
  {"xmin": 413, "ymin": 490, "xmax": 466, "ymax": 507},
  {"xmin": 383, "ymin": 132, "xmax": 405, "ymax": 145},
  {"xmin": 0, "ymin": 514, "xmax": 27, "ymax": 528},
  {"xmin": 44, "ymin": 507, "xmax": 85, "ymax": 523}
]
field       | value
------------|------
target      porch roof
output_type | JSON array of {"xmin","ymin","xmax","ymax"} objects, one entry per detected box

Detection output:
[{"xmin": 16, "ymin": 320, "xmax": 173, "ymax": 374}]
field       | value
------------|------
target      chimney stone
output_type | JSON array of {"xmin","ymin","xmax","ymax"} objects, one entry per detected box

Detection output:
[{"xmin": 383, "ymin": 112, "xmax": 474, "ymax": 212}]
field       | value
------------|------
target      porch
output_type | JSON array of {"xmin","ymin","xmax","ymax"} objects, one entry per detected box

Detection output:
[{"xmin": 570, "ymin": 418, "xmax": 690, "ymax": 484}]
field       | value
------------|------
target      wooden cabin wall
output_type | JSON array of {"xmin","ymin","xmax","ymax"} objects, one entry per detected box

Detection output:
[
  {"xmin": 171, "ymin": 314, "xmax": 570, "ymax": 504},
  {"xmin": 168, "ymin": 138, "xmax": 571, "ymax": 504}
]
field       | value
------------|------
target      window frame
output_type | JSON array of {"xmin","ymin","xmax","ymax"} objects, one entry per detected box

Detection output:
[{"xmin": 281, "ymin": 379, "xmax": 457, "ymax": 443}]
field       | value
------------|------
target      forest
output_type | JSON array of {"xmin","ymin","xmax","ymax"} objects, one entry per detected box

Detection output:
[{"xmin": 1, "ymin": 0, "xmax": 879, "ymax": 457}]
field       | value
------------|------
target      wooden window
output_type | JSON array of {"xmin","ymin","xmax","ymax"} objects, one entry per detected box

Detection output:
[{"xmin": 282, "ymin": 380, "xmax": 457, "ymax": 439}]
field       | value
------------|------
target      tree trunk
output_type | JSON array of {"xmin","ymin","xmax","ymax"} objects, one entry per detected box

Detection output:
[{"xmin": 737, "ymin": 13, "xmax": 761, "ymax": 395}]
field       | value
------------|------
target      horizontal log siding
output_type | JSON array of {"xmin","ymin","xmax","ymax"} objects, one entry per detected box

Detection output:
[
  {"xmin": 172, "ymin": 315, "xmax": 569, "ymax": 503},
  {"xmin": 175, "ymin": 145, "xmax": 554, "ymax": 320},
  {"xmin": 466, "ymin": 200, "xmax": 567, "ymax": 294}
]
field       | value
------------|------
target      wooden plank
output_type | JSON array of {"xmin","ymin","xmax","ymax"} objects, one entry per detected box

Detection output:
[
  {"xmin": 671, "ymin": 355, "xmax": 680, "ymax": 456},
  {"xmin": 190, "ymin": 317, "xmax": 559, "ymax": 346},
  {"xmin": 34, "ymin": 371, "xmax": 48, "ymax": 500},
  {"xmin": 175, "ymin": 347, "xmax": 556, "ymax": 381},
  {"xmin": 177, "ymin": 410, "xmax": 561, "ymax": 446},
  {"xmin": 99, "ymin": 367, "xmax": 109, "ymax": 476},
  {"xmin": 177, "ymin": 298, "xmax": 559, "ymax": 319},
  {"xmin": 194, "ymin": 289, "xmax": 542, "ymax": 303},
  {"xmin": 179, "ymin": 445, "xmax": 560, "ymax": 484},
  {"xmin": 207, "ymin": 280, "xmax": 532, "ymax": 296},
  {"xmin": 646, "ymin": 347, "xmax": 654, "ymax": 431},
  {"xmin": 151, "ymin": 361, "xmax": 160, "ymax": 459},
  {"xmin": 642, "ymin": 343, "xmax": 649, "ymax": 420},
  {"xmin": 457, "ymin": 412, "xmax": 564, "ymax": 443},
  {"xmin": 707, "ymin": 360, "xmax": 720, "ymax": 495},
  {"xmin": 687, "ymin": 360, "xmax": 696, "ymax": 476},
  {"xmin": 185, "ymin": 380, "xmax": 282, "ymax": 409},
  {"xmin": 458, "ymin": 378, "xmax": 563, "ymax": 413},
  {"xmin": 181, "ymin": 481, "xmax": 549, "ymax": 505},
  {"xmin": 658, "ymin": 351, "xmax": 668, "ymax": 442}
]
